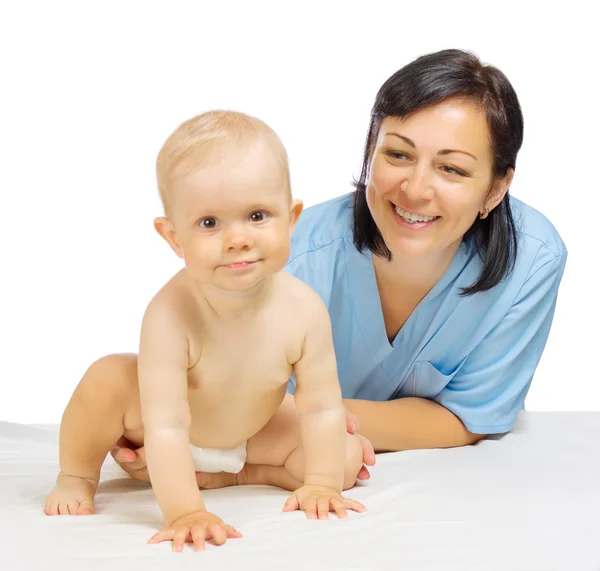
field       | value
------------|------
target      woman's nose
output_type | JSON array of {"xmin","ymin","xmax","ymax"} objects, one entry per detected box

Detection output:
[{"xmin": 401, "ymin": 165, "xmax": 434, "ymax": 201}]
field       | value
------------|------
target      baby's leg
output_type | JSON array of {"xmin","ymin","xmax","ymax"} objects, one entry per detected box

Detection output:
[
  {"xmin": 45, "ymin": 354, "xmax": 144, "ymax": 515},
  {"xmin": 245, "ymin": 395, "xmax": 363, "ymax": 491},
  {"xmin": 284, "ymin": 433, "xmax": 363, "ymax": 491}
]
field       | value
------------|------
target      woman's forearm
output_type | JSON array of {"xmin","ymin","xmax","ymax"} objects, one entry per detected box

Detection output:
[{"xmin": 343, "ymin": 397, "xmax": 485, "ymax": 453}]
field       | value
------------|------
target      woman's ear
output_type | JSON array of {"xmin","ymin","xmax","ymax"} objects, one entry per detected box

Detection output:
[
  {"xmin": 154, "ymin": 217, "xmax": 184, "ymax": 258},
  {"xmin": 484, "ymin": 168, "xmax": 515, "ymax": 214},
  {"xmin": 288, "ymin": 199, "xmax": 304, "ymax": 234}
]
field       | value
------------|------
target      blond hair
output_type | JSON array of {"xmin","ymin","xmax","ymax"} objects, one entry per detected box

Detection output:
[{"xmin": 156, "ymin": 110, "xmax": 290, "ymax": 213}]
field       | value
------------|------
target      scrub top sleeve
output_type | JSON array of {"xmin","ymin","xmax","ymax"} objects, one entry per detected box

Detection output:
[
  {"xmin": 433, "ymin": 246, "xmax": 567, "ymax": 435},
  {"xmin": 285, "ymin": 253, "xmax": 307, "ymax": 281}
]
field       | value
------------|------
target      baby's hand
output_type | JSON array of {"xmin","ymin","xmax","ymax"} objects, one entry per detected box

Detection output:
[
  {"xmin": 283, "ymin": 485, "xmax": 366, "ymax": 520},
  {"xmin": 147, "ymin": 510, "xmax": 242, "ymax": 552}
]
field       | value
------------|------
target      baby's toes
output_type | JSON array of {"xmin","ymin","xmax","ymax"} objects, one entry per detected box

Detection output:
[
  {"xmin": 76, "ymin": 497, "xmax": 95, "ymax": 515},
  {"xmin": 44, "ymin": 494, "xmax": 59, "ymax": 516},
  {"xmin": 58, "ymin": 500, "xmax": 73, "ymax": 515},
  {"xmin": 57, "ymin": 495, "xmax": 94, "ymax": 516}
]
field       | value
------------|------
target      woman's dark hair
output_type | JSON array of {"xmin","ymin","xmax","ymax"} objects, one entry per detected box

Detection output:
[{"xmin": 352, "ymin": 49, "xmax": 524, "ymax": 295}]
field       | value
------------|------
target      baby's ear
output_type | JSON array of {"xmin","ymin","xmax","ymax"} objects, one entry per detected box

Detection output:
[
  {"xmin": 154, "ymin": 217, "xmax": 184, "ymax": 258},
  {"xmin": 288, "ymin": 199, "xmax": 303, "ymax": 233}
]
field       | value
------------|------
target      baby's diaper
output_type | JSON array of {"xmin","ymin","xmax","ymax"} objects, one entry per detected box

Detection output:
[{"xmin": 190, "ymin": 441, "xmax": 247, "ymax": 473}]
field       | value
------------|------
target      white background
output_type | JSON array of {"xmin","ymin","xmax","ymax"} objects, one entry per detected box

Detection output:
[{"xmin": 1, "ymin": 1, "xmax": 597, "ymax": 423}]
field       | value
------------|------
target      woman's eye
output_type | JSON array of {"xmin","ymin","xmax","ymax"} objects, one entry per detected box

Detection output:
[
  {"xmin": 250, "ymin": 211, "xmax": 268, "ymax": 222},
  {"xmin": 199, "ymin": 217, "xmax": 218, "ymax": 229},
  {"xmin": 387, "ymin": 151, "xmax": 409, "ymax": 160},
  {"xmin": 441, "ymin": 165, "xmax": 466, "ymax": 176}
]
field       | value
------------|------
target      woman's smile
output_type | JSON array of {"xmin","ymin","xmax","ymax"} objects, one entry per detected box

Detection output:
[{"xmin": 391, "ymin": 202, "xmax": 440, "ymax": 231}]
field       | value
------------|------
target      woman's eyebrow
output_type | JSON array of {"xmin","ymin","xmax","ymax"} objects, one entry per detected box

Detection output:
[
  {"xmin": 438, "ymin": 148, "xmax": 477, "ymax": 160},
  {"xmin": 385, "ymin": 132, "xmax": 477, "ymax": 160},
  {"xmin": 385, "ymin": 132, "xmax": 415, "ymax": 147}
]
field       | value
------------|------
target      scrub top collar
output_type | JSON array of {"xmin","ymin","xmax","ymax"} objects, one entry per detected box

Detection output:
[{"xmin": 343, "ymin": 236, "xmax": 473, "ymax": 361}]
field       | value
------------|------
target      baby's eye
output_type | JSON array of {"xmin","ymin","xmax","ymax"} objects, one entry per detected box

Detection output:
[
  {"xmin": 199, "ymin": 217, "xmax": 218, "ymax": 229},
  {"xmin": 249, "ymin": 211, "xmax": 268, "ymax": 223}
]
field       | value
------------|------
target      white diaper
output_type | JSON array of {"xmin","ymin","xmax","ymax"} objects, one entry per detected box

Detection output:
[{"xmin": 190, "ymin": 441, "xmax": 247, "ymax": 474}]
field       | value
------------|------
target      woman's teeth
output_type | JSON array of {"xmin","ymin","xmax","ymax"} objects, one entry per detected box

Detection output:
[{"xmin": 395, "ymin": 206, "xmax": 437, "ymax": 223}]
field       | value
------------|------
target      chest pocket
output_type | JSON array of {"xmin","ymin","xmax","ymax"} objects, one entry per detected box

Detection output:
[{"xmin": 407, "ymin": 360, "xmax": 464, "ymax": 399}]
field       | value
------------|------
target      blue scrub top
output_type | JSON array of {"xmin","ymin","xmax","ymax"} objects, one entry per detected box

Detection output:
[{"xmin": 285, "ymin": 193, "xmax": 567, "ymax": 434}]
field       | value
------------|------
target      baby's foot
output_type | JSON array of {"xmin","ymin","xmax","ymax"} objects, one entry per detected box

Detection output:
[{"xmin": 45, "ymin": 472, "xmax": 98, "ymax": 515}]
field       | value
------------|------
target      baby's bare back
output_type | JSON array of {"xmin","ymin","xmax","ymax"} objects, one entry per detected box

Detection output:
[{"xmin": 174, "ymin": 272, "xmax": 307, "ymax": 450}]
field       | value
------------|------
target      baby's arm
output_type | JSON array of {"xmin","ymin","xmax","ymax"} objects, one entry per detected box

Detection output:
[
  {"xmin": 292, "ymin": 295, "xmax": 347, "ymax": 493},
  {"xmin": 137, "ymin": 300, "xmax": 205, "ymax": 523},
  {"xmin": 285, "ymin": 292, "xmax": 365, "ymax": 518},
  {"xmin": 139, "ymin": 299, "xmax": 240, "ymax": 550}
]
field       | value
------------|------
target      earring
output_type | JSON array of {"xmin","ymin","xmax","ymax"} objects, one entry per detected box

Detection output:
[{"xmin": 479, "ymin": 208, "xmax": 490, "ymax": 220}]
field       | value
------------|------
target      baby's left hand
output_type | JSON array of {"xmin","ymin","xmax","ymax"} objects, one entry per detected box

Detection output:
[{"xmin": 283, "ymin": 485, "xmax": 366, "ymax": 520}]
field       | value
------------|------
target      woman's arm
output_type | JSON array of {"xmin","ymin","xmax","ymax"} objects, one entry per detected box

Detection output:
[{"xmin": 343, "ymin": 397, "xmax": 485, "ymax": 453}]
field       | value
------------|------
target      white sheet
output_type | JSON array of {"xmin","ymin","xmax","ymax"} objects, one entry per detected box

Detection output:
[{"xmin": 1, "ymin": 412, "xmax": 599, "ymax": 570}]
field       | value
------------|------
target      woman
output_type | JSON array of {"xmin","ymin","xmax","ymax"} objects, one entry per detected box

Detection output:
[{"xmin": 110, "ymin": 48, "xmax": 566, "ymax": 487}]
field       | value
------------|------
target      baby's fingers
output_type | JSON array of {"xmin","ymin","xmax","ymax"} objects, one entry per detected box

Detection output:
[
  {"xmin": 225, "ymin": 525, "xmax": 243, "ymax": 539},
  {"xmin": 344, "ymin": 497, "xmax": 367, "ymax": 513},
  {"xmin": 191, "ymin": 525, "xmax": 207, "ymax": 552},
  {"xmin": 172, "ymin": 527, "xmax": 190, "ymax": 552},
  {"xmin": 147, "ymin": 528, "xmax": 175, "ymax": 545},
  {"xmin": 303, "ymin": 497, "xmax": 318, "ymax": 520},
  {"xmin": 317, "ymin": 497, "xmax": 331, "ymax": 520},
  {"xmin": 282, "ymin": 494, "xmax": 299, "ymax": 513},
  {"xmin": 330, "ymin": 497, "xmax": 349, "ymax": 519},
  {"xmin": 207, "ymin": 523, "xmax": 227, "ymax": 546}
]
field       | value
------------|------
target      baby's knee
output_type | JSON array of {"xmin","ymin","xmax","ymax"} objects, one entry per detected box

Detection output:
[
  {"xmin": 77, "ymin": 353, "xmax": 139, "ymax": 405},
  {"xmin": 342, "ymin": 434, "xmax": 363, "ymax": 491}
]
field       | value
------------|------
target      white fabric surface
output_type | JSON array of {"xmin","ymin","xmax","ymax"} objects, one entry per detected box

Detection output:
[{"xmin": 1, "ymin": 411, "xmax": 599, "ymax": 570}]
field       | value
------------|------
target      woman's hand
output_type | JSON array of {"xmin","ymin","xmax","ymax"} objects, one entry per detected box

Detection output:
[
  {"xmin": 111, "ymin": 412, "xmax": 376, "ymax": 487},
  {"xmin": 345, "ymin": 411, "xmax": 376, "ymax": 480},
  {"xmin": 110, "ymin": 437, "xmax": 242, "ymax": 488},
  {"xmin": 110, "ymin": 436, "xmax": 151, "ymax": 483}
]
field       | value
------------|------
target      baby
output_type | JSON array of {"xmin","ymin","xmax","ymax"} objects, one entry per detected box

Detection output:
[{"xmin": 45, "ymin": 110, "xmax": 365, "ymax": 551}]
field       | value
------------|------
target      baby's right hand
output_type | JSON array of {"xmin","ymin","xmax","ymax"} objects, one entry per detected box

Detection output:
[{"xmin": 147, "ymin": 510, "xmax": 242, "ymax": 552}]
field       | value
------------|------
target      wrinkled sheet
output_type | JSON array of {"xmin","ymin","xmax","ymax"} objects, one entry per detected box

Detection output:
[{"xmin": 1, "ymin": 412, "xmax": 599, "ymax": 570}]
